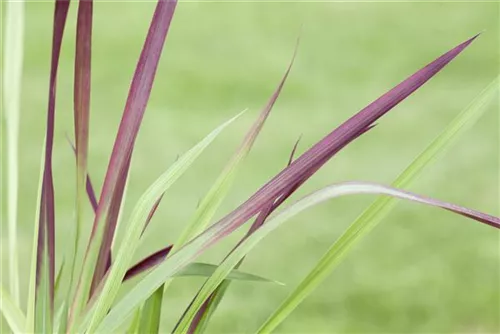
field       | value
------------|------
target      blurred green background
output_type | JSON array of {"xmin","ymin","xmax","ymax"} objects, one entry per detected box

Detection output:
[{"xmin": 1, "ymin": 1, "xmax": 499, "ymax": 333}]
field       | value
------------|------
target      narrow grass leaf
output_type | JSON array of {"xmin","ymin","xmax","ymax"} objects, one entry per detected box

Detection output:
[
  {"xmin": 87, "ymin": 0, "xmax": 178, "ymax": 294},
  {"xmin": 2, "ymin": 0, "xmax": 25, "ymax": 307},
  {"xmin": 81, "ymin": 112, "xmax": 241, "ymax": 333},
  {"xmin": 26, "ymin": 137, "xmax": 47, "ymax": 332},
  {"xmin": 0, "ymin": 285, "xmax": 26, "ymax": 333},
  {"xmin": 127, "ymin": 307, "xmax": 142, "ymax": 334},
  {"xmin": 35, "ymin": 1, "xmax": 70, "ymax": 332},
  {"xmin": 96, "ymin": 36, "xmax": 478, "ymax": 332},
  {"xmin": 258, "ymin": 77, "xmax": 500, "ymax": 332},
  {"xmin": 174, "ymin": 43, "xmax": 297, "ymax": 249},
  {"xmin": 174, "ymin": 180, "xmax": 500, "ymax": 332},
  {"xmin": 53, "ymin": 303, "xmax": 67, "ymax": 334},
  {"xmin": 149, "ymin": 41, "xmax": 298, "ymax": 332},
  {"xmin": 69, "ymin": 0, "xmax": 93, "ymax": 313}
]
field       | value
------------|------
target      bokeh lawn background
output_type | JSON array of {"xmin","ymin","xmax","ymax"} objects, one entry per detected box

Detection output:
[{"xmin": 1, "ymin": 1, "xmax": 499, "ymax": 333}]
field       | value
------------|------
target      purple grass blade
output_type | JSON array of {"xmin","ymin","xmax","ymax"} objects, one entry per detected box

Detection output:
[
  {"xmin": 66, "ymin": 135, "xmax": 98, "ymax": 212},
  {"xmin": 124, "ymin": 245, "xmax": 173, "ymax": 281},
  {"xmin": 326, "ymin": 182, "xmax": 500, "ymax": 229},
  {"xmin": 93, "ymin": 154, "xmax": 131, "ymax": 291},
  {"xmin": 88, "ymin": 0, "xmax": 178, "ymax": 290},
  {"xmin": 70, "ymin": 0, "xmax": 93, "ymax": 304},
  {"xmin": 35, "ymin": 0, "xmax": 70, "ymax": 328},
  {"xmin": 74, "ymin": 0, "xmax": 92, "ymax": 198},
  {"xmin": 177, "ymin": 40, "xmax": 482, "ymax": 331},
  {"xmin": 197, "ymin": 35, "xmax": 479, "ymax": 253}
]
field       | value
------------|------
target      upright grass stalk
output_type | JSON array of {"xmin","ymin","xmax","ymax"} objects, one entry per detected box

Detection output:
[
  {"xmin": 2, "ymin": 0, "xmax": 25, "ymax": 307},
  {"xmin": 32, "ymin": 1, "xmax": 71, "ymax": 332},
  {"xmin": 69, "ymin": 0, "xmax": 93, "ymax": 303}
]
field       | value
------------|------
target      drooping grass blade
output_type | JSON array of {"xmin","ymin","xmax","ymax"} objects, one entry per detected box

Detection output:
[
  {"xmin": 258, "ymin": 77, "xmax": 500, "ymax": 332},
  {"xmin": 174, "ymin": 180, "xmax": 500, "ymax": 333}
]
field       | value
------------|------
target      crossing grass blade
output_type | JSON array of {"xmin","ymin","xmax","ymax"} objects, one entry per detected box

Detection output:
[
  {"xmin": 80, "ymin": 112, "xmax": 243, "ymax": 333},
  {"xmin": 3, "ymin": 0, "xmax": 25, "ymax": 307},
  {"xmin": 173, "ymin": 180, "xmax": 500, "ymax": 333},
  {"xmin": 0, "ymin": 285, "xmax": 26, "ymax": 333},
  {"xmin": 257, "ymin": 76, "xmax": 500, "ymax": 333}
]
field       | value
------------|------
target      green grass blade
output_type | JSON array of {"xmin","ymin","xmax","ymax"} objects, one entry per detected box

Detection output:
[
  {"xmin": 127, "ymin": 307, "xmax": 142, "ymax": 334},
  {"xmin": 177, "ymin": 263, "xmax": 282, "ymax": 283},
  {"xmin": 143, "ymin": 47, "xmax": 296, "ymax": 330},
  {"xmin": 3, "ymin": 0, "xmax": 25, "ymax": 307},
  {"xmin": 143, "ymin": 51, "xmax": 295, "ymax": 332},
  {"xmin": 257, "ymin": 77, "xmax": 499, "ymax": 333},
  {"xmin": 0, "ymin": 285, "xmax": 26, "ymax": 333},
  {"xmin": 35, "ymin": 247, "xmax": 52, "ymax": 333},
  {"xmin": 69, "ymin": 0, "xmax": 93, "ymax": 309},
  {"xmin": 25, "ymin": 136, "xmax": 46, "ymax": 332},
  {"xmin": 53, "ymin": 302, "xmax": 67, "ymax": 334},
  {"xmin": 80, "ymin": 112, "xmax": 243, "ymax": 333},
  {"xmin": 184, "ymin": 140, "xmax": 300, "ymax": 334},
  {"xmin": 54, "ymin": 258, "xmax": 65, "ymax": 298},
  {"xmin": 137, "ymin": 289, "xmax": 162, "ymax": 334},
  {"xmin": 174, "ymin": 46, "xmax": 296, "ymax": 250}
]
